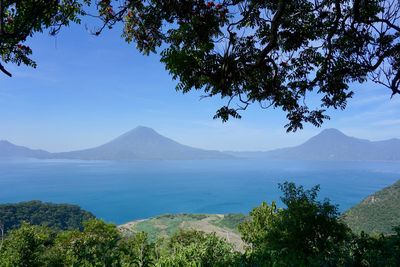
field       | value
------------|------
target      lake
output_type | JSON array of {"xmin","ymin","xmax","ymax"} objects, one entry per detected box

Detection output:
[{"xmin": 0, "ymin": 158, "xmax": 399, "ymax": 224}]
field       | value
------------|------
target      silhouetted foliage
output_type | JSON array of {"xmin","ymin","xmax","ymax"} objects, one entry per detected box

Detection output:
[
  {"xmin": 0, "ymin": 0, "xmax": 89, "ymax": 77},
  {"xmin": 1, "ymin": 1, "xmax": 399, "ymax": 130},
  {"xmin": 95, "ymin": 0, "xmax": 400, "ymax": 131}
]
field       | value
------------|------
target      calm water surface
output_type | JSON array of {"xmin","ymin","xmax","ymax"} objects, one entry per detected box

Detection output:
[{"xmin": 0, "ymin": 158, "xmax": 399, "ymax": 224}]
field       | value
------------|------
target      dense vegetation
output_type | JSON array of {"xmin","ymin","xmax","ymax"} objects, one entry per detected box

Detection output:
[
  {"xmin": 1, "ymin": 183, "xmax": 400, "ymax": 267},
  {"xmin": 343, "ymin": 180, "xmax": 400, "ymax": 235},
  {"xmin": 0, "ymin": 200, "xmax": 95, "ymax": 234}
]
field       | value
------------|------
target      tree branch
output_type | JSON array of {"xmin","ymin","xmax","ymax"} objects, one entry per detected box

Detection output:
[
  {"xmin": 368, "ymin": 18, "xmax": 400, "ymax": 32},
  {"xmin": 0, "ymin": 63, "xmax": 12, "ymax": 77},
  {"xmin": 256, "ymin": 0, "xmax": 286, "ymax": 65}
]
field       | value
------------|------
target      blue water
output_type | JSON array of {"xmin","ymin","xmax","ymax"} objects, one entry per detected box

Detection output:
[{"xmin": 0, "ymin": 158, "xmax": 399, "ymax": 224}]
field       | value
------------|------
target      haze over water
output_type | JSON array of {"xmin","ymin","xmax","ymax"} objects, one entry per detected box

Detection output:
[{"xmin": 1, "ymin": 158, "xmax": 399, "ymax": 224}]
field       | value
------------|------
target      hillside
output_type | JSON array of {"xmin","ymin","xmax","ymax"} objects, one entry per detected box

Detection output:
[
  {"xmin": 0, "ymin": 140, "xmax": 50, "ymax": 158},
  {"xmin": 342, "ymin": 180, "xmax": 400, "ymax": 235},
  {"xmin": 51, "ymin": 126, "xmax": 231, "ymax": 160},
  {"xmin": 229, "ymin": 129, "xmax": 400, "ymax": 161},
  {"xmin": 118, "ymin": 213, "xmax": 247, "ymax": 251},
  {"xmin": 0, "ymin": 200, "xmax": 95, "ymax": 234}
]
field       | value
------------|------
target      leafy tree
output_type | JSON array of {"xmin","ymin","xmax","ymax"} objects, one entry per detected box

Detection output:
[
  {"xmin": 0, "ymin": 0, "xmax": 89, "ymax": 77},
  {"xmin": 348, "ymin": 227, "xmax": 400, "ymax": 267},
  {"xmin": 238, "ymin": 201, "xmax": 280, "ymax": 265},
  {"xmin": 239, "ymin": 182, "xmax": 351, "ymax": 266},
  {"xmin": 0, "ymin": 223, "xmax": 53, "ymax": 267},
  {"xmin": 54, "ymin": 219, "xmax": 121, "ymax": 266},
  {"xmin": 92, "ymin": 0, "xmax": 400, "ymax": 131},
  {"xmin": 3, "ymin": 1, "xmax": 399, "ymax": 130},
  {"xmin": 119, "ymin": 232, "xmax": 156, "ymax": 267},
  {"xmin": 157, "ymin": 229, "xmax": 240, "ymax": 266}
]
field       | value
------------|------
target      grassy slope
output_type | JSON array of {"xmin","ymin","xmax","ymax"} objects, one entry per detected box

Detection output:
[
  {"xmin": 118, "ymin": 213, "xmax": 247, "ymax": 251},
  {"xmin": 342, "ymin": 180, "xmax": 400, "ymax": 235}
]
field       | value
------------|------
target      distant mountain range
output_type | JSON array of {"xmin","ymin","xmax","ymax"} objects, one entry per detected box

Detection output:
[
  {"xmin": 0, "ymin": 126, "xmax": 229, "ymax": 160},
  {"xmin": 1, "ymin": 127, "xmax": 400, "ymax": 161},
  {"xmin": 227, "ymin": 128, "xmax": 400, "ymax": 161},
  {"xmin": 0, "ymin": 140, "xmax": 50, "ymax": 158}
]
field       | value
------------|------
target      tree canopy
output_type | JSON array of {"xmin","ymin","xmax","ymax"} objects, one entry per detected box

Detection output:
[
  {"xmin": 1, "ymin": 183, "xmax": 400, "ymax": 266},
  {"xmin": 0, "ymin": 200, "xmax": 95, "ymax": 234},
  {"xmin": 239, "ymin": 183, "xmax": 351, "ymax": 266},
  {"xmin": 1, "ymin": 0, "xmax": 399, "ymax": 130},
  {"xmin": 0, "ymin": 0, "xmax": 88, "ymax": 76},
  {"xmin": 95, "ymin": 0, "xmax": 400, "ymax": 131}
]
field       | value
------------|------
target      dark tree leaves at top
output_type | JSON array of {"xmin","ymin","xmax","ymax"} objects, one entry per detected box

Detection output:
[
  {"xmin": 0, "ymin": 0, "xmax": 89, "ymax": 76},
  {"xmin": 1, "ymin": 0, "xmax": 399, "ymax": 131},
  {"xmin": 97, "ymin": 0, "xmax": 400, "ymax": 131}
]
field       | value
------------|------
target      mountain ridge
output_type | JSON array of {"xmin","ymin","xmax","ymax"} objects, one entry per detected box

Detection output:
[
  {"xmin": 50, "ymin": 126, "xmax": 231, "ymax": 160},
  {"xmin": 227, "ymin": 128, "xmax": 400, "ymax": 161},
  {"xmin": 0, "ymin": 140, "xmax": 51, "ymax": 158},
  {"xmin": 1, "ymin": 127, "xmax": 400, "ymax": 161}
]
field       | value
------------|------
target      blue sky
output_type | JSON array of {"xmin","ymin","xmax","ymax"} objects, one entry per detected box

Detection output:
[{"xmin": 0, "ymin": 21, "xmax": 399, "ymax": 152}]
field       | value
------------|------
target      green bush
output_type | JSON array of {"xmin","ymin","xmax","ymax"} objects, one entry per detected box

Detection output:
[{"xmin": 1, "ymin": 183, "xmax": 399, "ymax": 267}]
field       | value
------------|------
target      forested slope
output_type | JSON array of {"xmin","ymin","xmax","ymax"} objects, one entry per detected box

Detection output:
[
  {"xmin": 343, "ymin": 180, "xmax": 400, "ymax": 234},
  {"xmin": 0, "ymin": 200, "xmax": 94, "ymax": 234}
]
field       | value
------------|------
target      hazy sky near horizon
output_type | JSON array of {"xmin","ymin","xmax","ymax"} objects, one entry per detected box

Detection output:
[{"xmin": 1, "ymin": 21, "xmax": 399, "ymax": 152}]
